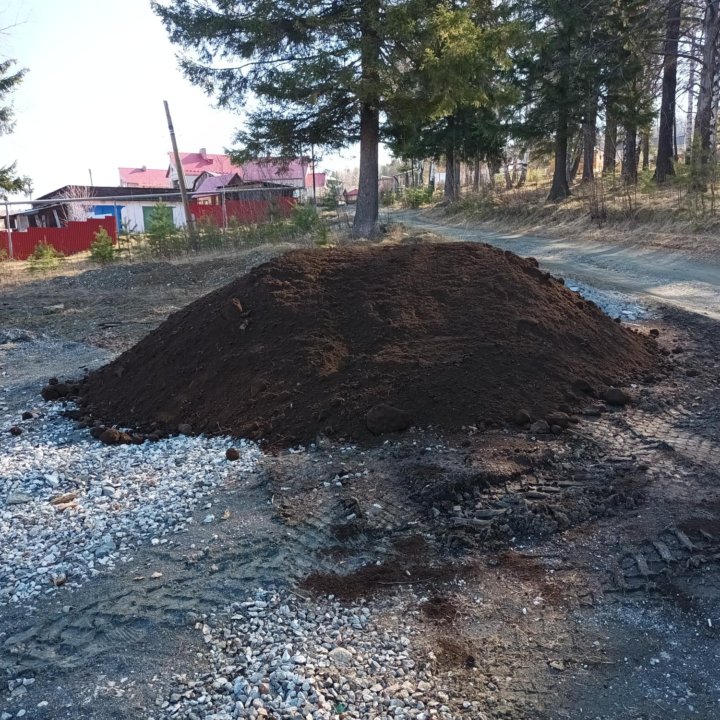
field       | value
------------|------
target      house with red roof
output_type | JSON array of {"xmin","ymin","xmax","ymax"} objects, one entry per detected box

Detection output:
[
  {"xmin": 119, "ymin": 149, "xmax": 327, "ymax": 198},
  {"xmin": 167, "ymin": 149, "xmax": 320, "ymax": 194},
  {"xmin": 119, "ymin": 166, "xmax": 171, "ymax": 189}
]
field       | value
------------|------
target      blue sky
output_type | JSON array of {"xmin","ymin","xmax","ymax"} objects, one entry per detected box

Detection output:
[{"xmin": 0, "ymin": 0, "xmax": 368, "ymax": 198}]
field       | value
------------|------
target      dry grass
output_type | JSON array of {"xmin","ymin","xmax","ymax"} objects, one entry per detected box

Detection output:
[{"xmin": 439, "ymin": 168, "xmax": 720, "ymax": 261}]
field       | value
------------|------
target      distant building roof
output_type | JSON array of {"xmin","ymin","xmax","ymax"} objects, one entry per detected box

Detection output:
[
  {"xmin": 170, "ymin": 150, "xmax": 309, "ymax": 184},
  {"xmin": 119, "ymin": 167, "xmax": 171, "ymax": 188},
  {"xmin": 169, "ymin": 151, "xmax": 243, "ymax": 177},
  {"xmin": 241, "ymin": 158, "xmax": 308, "ymax": 182},
  {"xmin": 34, "ymin": 186, "xmax": 178, "ymax": 204},
  {"xmin": 193, "ymin": 172, "xmax": 241, "ymax": 194}
]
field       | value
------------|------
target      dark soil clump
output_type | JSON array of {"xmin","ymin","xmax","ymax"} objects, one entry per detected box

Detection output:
[
  {"xmin": 299, "ymin": 561, "xmax": 473, "ymax": 600},
  {"xmin": 79, "ymin": 243, "xmax": 658, "ymax": 446},
  {"xmin": 420, "ymin": 595, "xmax": 460, "ymax": 622}
]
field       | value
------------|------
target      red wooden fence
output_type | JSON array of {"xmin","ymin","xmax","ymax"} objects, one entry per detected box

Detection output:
[
  {"xmin": 190, "ymin": 197, "xmax": 295, "ymax": 226},
  {"xmin": 0, "ymin": 217, "xmax": 117, "ymax": 261}
]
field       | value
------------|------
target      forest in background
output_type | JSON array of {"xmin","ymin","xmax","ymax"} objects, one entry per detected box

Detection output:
[{"xmin": 154, "ymin": 0, "xmax": 720, "ymax": 236}]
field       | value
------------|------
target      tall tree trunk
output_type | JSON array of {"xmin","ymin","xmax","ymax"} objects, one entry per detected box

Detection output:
[
  {"xmin": 353, "ymin": 0, "xmax": 380, "ymax": 237},
  {"xmin": 685, "ymin": 31, "xmax": 698, "ymax": 163},
  {"xmin": 444, "ymin": 146, "xmax": 458, "ymax": 203},
  {"xmin": 641, "ymin": 131, "xmax": 650, "ymax": 171},
  {"xmin": 582, "ymin": 92, "xmax": 599, "ymax": 182},
  {"xmin": 623, "ymin": 124, "xmax": 639, "ymax": 185},
  {"xmin": 568, "ymin": 131, "xmax": 583, "ymax": 183},
  {"xmin": 517, "ymin": 154, "xmax": 528, "ymax": 187},
  {"xmin": 691, "ymin": 0, "xmax": 720, "ymax": 187},
  {"xmin": 354, "ymin": 102, "xmax": 380, "ymax": 236},
  {"xmin": 503, "ymin": 163, "xmax": 513, "ymax": 190},
  {"xmin": 548, "ymin": 105, "xmax": 571, "ymax": 201},
  {"xmin": 488, "ymin": 160, "xmax": 499, "ymax": 189},
  {"xmin": 655, "ymin": 0, "xmax": 682, "ymax": 182},
  {"xmin": 473, "ymin": 158, "xmax": 480, "ymax": 191},
  {"xmin": 603, "ymin": 110, "xmax": 618, "ymax": 175}
]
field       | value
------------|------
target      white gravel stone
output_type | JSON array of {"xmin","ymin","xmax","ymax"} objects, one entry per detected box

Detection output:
[
  {"xmin": 157, "ymin": 591, "xmax": 470, "ymax": 720},
  {"xmin": 0, "ymin": 408, "xmax": 261, "ymax": 605}
]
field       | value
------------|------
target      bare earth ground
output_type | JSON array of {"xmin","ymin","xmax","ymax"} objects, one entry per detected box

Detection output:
[{"xmin": 1, "ymin": 233, "xmax": 720, "ymax": 719}]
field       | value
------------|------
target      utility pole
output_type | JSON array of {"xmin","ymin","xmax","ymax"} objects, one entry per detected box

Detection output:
[
  {"xmin": 311, "ymin": 144, "xmax": 317, "ymax": 208},
  {"xmin": 164, "ymin": 100, "xmax": 194, "ymax": 239}
]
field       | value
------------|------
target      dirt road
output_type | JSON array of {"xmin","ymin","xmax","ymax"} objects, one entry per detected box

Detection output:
[{"xmin": 391, "ymin": 210, "xmax": 720, "ymax": 319}]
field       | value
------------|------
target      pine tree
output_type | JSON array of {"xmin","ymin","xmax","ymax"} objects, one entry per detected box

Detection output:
[
  {"xmin": 383, "ymin": 1, "xmax": 517, "ymax": 201},
  {"xmin": 0, "ymin": 59, "xmax": 29, "ymax": 194},
  {"xmin": 153, "ymin": 0, "xmax": 427, "ymax": 237}
]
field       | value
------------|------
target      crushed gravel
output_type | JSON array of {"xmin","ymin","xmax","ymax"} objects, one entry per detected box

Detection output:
[
  {"xmin": 153, "ymin": 590, "xmax": 476, "ymax": 720},
  {"xmin": 0, "ymin": 405, "xmax": 260, "ymax": 606},
  {"xmin": 564, "ymin": 277, "xmax": 653, "ymax": 322}
]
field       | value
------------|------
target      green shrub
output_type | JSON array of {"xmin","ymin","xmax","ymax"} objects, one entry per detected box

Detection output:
[
  {"xmin": 402, "ymin": 186, "xmax": 434, "ymax": 209},
  {"xmin": 195, "ymin": 214, "xmax": 224, "ymax": 251},
  {"xmin": 144, "ymin": 203, "xmax": 187, "ymax": 257},
  {"xmin": 90, "ymin": 227, "xmax": 116, "ymax": 263},
  {"xmin": 323, "ymin": 177, "xmax": 344, "ymax": 208},
  {"xmin": 380, "ymin": 189, "xmax": 398, "ymax": 207},
  {"xmin": 290, "ymin": 204, "xmax": 322, "ymax": 232},
  {"xmin": 290, "ymin": 204, "xmax": 328, "ymax": 243},
  {"xmin": 27, "ymin": 242, "xmax": 65, "ymax": 273}
]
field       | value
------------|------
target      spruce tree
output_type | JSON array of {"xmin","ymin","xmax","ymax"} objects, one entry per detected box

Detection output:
[
  {"xmin": 0, "ymin": 59, "xmax": 29, "ymax": 194},
  {"xmin": 153, "ymin": 0, "xmax": 424, "ymax": 237}
]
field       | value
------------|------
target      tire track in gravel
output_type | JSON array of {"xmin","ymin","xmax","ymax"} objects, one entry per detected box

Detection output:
[{"xmin": 0, "ymin": 470, "xmax": 345, "ymax": 679}]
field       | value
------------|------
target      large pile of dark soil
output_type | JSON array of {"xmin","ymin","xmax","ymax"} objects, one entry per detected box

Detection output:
[{"xmin": 80, "ymin": 242, "xmax": 658, "ymax": 446}]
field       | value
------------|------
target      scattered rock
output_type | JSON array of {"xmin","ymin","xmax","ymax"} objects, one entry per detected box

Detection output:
[
  {"xmin": 99, "ymin": 428, "xmax": 124, "ymax": 445},
  {"xmin": 366, "ymin": 404, "xmax": 413, "ymax": 435},
  {"xmin": 178, "ymin": 423, "xmax": 193, "ymax": 435},
  {"xmin": 545, "ymin": 411, "xmax": 571, "ymax": 429},
  {"xmin": 50, "ymin": 492, "xmax": 78, "ymax": 506},
  {"xmin": 686, "ymin": 368, "xmax": 700, "ymax": 377},
  {"xmin": 7, "ymin": 493, "xmax": 34, "ymax": 506},
  {"xmin": 514, "ymin": 409, "xmax": 532, "ymax": 426},
  {"xmin": 40, "ymin": 386, "xmax": 60, "ymax": 401},
  {"xmin": 328, "ymin": 647, "xmax": 354, "ymax": 667},
  {"xmin": 9, "ymin": 426, "xmax": 23, "ymax": 436},
  {"xmin": 21, "ymin": 411, "xmax": 33, "ymax": 420},
  {"xmin": 226, "ymin": 447, "xmax": 241, "ymax": 461},
  {"xmin": 529, "ymin": 420, "xmax": 550, "ymax": 434},
  {"xmin": 603, "ymin": 387, "xmax": 631, "ymax": 406}
]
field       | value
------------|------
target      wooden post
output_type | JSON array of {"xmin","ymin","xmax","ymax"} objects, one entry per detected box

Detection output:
[{"xmin": 164, "ymin": 100, "xmax": 194, "ymax": 239}]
